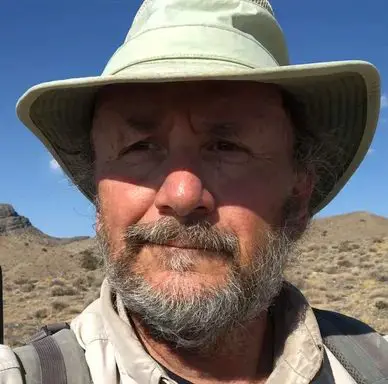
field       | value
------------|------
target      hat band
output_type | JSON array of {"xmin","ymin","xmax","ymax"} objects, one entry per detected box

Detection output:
[{"xmin": 103, "ymin": 25, "xmax": 280, "ymax": 76}]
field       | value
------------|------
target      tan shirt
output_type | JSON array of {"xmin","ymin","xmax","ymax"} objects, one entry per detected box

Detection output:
[{"xmin": 0, "ymin": 279, "xmax": 365, "ymax": 383}]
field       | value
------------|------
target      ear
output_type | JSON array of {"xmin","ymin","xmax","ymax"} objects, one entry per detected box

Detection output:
[
  {"xmin": 95, "ymin": 197, "xmax": 103, "ymax": 233},
  {"xmin": 294, "ymin": 170, "xmax": 315, "ymax": 229},
  {"xmin": 284, "ymin": 171, "xmax": 315, "ymax": 240}
]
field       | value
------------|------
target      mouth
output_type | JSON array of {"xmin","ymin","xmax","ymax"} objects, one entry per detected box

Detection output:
[
  {"xmin": 149, "ymin": 241, "xmax": 204, "ymax": 251},
  {"xmin": 146, "ymin": 242, "xmax": 232, "ymax": 262}
]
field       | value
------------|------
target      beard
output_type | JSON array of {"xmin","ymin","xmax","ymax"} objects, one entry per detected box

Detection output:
[{"xmin": 97, "ymin": 215, "xmax": 300, "ymax": 351}]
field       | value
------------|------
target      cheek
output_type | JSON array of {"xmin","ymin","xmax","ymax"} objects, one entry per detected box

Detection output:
[
  {"xmin": 218, "ymin": 206, "xmax": 275, "ymax": 268},
  {"xmin": 97, "ymin": 178, "xmax": 155, "ymax": 252},
  {"xmin": 213, "ymin": 169, "xmax": 292, "ymax": 223},
  {"xmin": 215, "ymin": 172, "xmax": 292, "ymax": 266}
]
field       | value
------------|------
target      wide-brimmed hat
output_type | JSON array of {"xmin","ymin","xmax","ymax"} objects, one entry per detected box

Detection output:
[{"xmin": 16, "ymin": 0, "xmax": 380, "ymax": 214}]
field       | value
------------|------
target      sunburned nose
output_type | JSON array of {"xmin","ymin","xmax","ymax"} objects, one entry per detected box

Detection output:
[{"xmin": 155, "ymin": 169, "xmax": 215, "ymax": 218}]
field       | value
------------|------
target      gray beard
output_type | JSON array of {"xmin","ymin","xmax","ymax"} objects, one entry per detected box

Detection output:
[{"xmin": 97, "ymin": 217, "xmax": 298, "ymax": 351}]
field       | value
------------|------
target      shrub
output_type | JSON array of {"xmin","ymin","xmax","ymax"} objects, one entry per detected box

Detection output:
[
  {"xmin": 68, "ymin": 307, "xmax": 81, "ymax": 315},
  {"xmin": 20, "ymin": 283, "xmax": 35, "ymax": 293},
  {"xmin": 50, "ymin": 278, "xmax": 66, "ymax": 287},
  {"xmin": 52, "ymin": 300, "xmax": 69, "ymax": 311},
  {"xmin": 307, "ymin": 244, "xmax": 320, "ymax": 252},
  {"xmin": 80, "ymin": 249, "xmax": 100, "ymax": 271},
  {"xmin": 369, "ymin": 287, "xmax": 388, "ymax": 299},
  {"xmin": 34, "ymin": 308, "xmax": 48, "ymax": 319},
  {"xmin": 73, "ymin": 277, "xmax": 87, "ymax": 291},
  {"xmin": 337, "ymin": 259, "xmax": 353, "ymax": 268},
  {"xmin": 370, "ymin": 271, "xmax": 388, "ymax": 282},
  {"xmin": 14, "ymin": 277, "xmax": 30, "ymax": 285},
  {"xmin": 326, "ymin": 292, "xmax": 343, "ymax": 301},
  {"xmin": 324, "ymin": 266, "xmax": 337, "ymax": 274},
  {"xmin": 375, "ymin": 300, "xmax": 388, "ymax": 310},
  {"xmin": 51, "ymin": 286, "xmax": 77, "ymax": 297},
  {"xmin": 338, "ymin": 241, "xmax": 353, "ymax": 253}
]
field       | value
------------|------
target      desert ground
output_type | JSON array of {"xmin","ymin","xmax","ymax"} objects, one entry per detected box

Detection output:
[{"xmin": 1, "ymin": 207, "xmax": 387, "ymax": 347}]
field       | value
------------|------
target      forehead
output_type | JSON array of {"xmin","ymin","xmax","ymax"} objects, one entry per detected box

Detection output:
[{"xmin": 94, "ymin": 81, "xmax": 285, "ymax": 118}]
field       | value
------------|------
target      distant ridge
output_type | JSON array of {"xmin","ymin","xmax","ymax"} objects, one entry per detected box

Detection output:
[
  {"xmin": 0, "ymin": 203, "xmax": 89, "ymax": 245},
  {"xmin": 309, "ymin": 211, "xmax": 388, "ymax": 244}
]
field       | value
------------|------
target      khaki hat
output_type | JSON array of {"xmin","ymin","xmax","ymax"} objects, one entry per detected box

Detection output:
[{"xmin": 16, "ymin": 0, "xmax": 381, "ymax": 214}]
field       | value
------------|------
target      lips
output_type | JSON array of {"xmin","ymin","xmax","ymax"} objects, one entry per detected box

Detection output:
[{"xmin": 150, "ymin": 241, "xmax": 203, "ymax": 251}]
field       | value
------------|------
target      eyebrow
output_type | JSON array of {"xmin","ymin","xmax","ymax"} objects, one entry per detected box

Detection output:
[
  {"xmin": 206, "ymin": 122, "xmax": 243, "ymax": 139},
  {"xmin": 125, "ymin": 117, "xmax": 249, "ymax": 139},
  {"xmin": 125, "ymin": 117, "xmax": 157, "ymax": 134}
]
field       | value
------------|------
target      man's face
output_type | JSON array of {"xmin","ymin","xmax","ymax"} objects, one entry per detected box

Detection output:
[{"xmin": 92, "ymin": 81, "xmax": 311, "ymax": 349}]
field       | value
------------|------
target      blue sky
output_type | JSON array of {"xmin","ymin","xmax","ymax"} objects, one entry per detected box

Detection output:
[{"xmin": 1, "ymin": 0, "xmax": 387, "ymax": 238}]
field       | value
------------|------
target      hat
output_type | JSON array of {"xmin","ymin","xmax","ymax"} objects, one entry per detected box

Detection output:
[{"xmin": 16, "ymin": 0, "xmax": 380, "ymax": 214}]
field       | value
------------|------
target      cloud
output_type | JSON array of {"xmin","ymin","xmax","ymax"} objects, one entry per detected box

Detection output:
[
  {"xmin": 381, "ymin": 94, "xmax": 388, "ymax": 109},
  {"xmin": 49, "ymin": 158, "xmax": 62, "ymax": 172},
  {"xmin": 367, "ymin": 148, "xmax": 375, "ymax": 155}
]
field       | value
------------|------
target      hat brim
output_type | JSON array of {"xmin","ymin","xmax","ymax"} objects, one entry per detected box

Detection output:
[{"xmin": 16, "ymin": 60, "xmax": 380, "ymax": 215}]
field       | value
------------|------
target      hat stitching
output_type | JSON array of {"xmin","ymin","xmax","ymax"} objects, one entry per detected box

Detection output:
[
  {"xmin": 131, "ymin": 0, "xmax": 153, "ymax": 20},
  {"xmin": 244, "ymin": 0, "xmax": 274, "ymax": 15},
  {"xmin": 109, "ymin": 56, "xmax": 255, "ymax": 76}
]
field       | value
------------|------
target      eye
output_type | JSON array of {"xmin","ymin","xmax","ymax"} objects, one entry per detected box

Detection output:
[
  {"xmin": 204, "ymin": 140, "xmax": 251, "ymax": 164},
  {"xmin": 210, "ymin": 140, "xmax": 244, "ymax": 152},
  {"xmin": 118, "ymin": 140, "xmax": 160, "ymax": 157}
]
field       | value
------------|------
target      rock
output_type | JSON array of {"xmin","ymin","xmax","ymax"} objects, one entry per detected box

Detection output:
[
  {"xmin": 0, "ymin": 204, "xmax": 17, "ymax": 218},
  {"xmin": 0, "ymin": 204, "xmax": 32, "ymax": 234},
  {"xmin": 0, "ymin": 203, "xmax": 90, "ymax": 243}
]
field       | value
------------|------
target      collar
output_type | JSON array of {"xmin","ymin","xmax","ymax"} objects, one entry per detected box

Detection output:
[{"xmin": 266, "ymin": 282, "xmax": 325, "ymax": 383}]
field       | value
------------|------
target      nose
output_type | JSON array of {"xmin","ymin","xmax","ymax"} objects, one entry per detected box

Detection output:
[{"xmin": 155, "ymin": 170, "xmax": 215, "ymax": 218}]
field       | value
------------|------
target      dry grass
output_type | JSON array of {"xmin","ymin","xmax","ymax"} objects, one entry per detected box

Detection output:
[
  {"xmin": 1, "ymin": 212, "xmax": 387, "ymax": 347},
  {"xmin": 286, "ymin": 234, "xmax": 388, "ymax": 335}
]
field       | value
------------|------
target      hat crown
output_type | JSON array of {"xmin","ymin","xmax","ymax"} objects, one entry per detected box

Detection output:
[
  {"xmin": 127, "ymin": 0, "xmax": 276, "ymax": 38},
  {"xmin": 103, "ymin": 0, "xmax": 289, "ymax": 75}
]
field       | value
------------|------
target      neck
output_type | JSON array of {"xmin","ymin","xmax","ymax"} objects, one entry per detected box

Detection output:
[{"xmin": 132, "ymin": 313, "xmax": 273, "ymax": 384}]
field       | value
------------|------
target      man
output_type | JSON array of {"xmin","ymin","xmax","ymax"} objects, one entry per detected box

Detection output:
[{"xmin": 0, "ymin": 0, "xmax": 386, "ymax": 383}]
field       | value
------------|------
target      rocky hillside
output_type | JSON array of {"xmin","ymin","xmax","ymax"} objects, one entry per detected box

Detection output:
[
  {"xmin": 0, "ymin": 203, "xmax": 89, "ymax": 245},
  {"xmin": 0, "ymin": 204, "xmax": 32, "ymax": 234},
  {"xmin": 0, "ymin": 204, "xmax": 387, "ymax": 347}
]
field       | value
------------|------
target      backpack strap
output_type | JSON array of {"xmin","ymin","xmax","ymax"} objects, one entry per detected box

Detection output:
[
  {"xmin": 13, "ymin": 323, "xmax": 92, "ymax": 384},
  {"xmin": 313, "ymin": 308, "xmax": 388, "ymax": 384},
  {"xmin": 0, "ymin": 266, "xmax": 4, "ymax": 344}
]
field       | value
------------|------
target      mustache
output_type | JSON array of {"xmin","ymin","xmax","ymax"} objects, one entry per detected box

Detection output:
[{"xmin": 123, "ymin": 217, "xmax": 239, "ymax": 256}]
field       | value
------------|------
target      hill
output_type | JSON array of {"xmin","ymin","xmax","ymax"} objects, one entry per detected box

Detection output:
[{"xmin": 0, "ymin": 205, "xmax": 387, "ymax": 346}]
